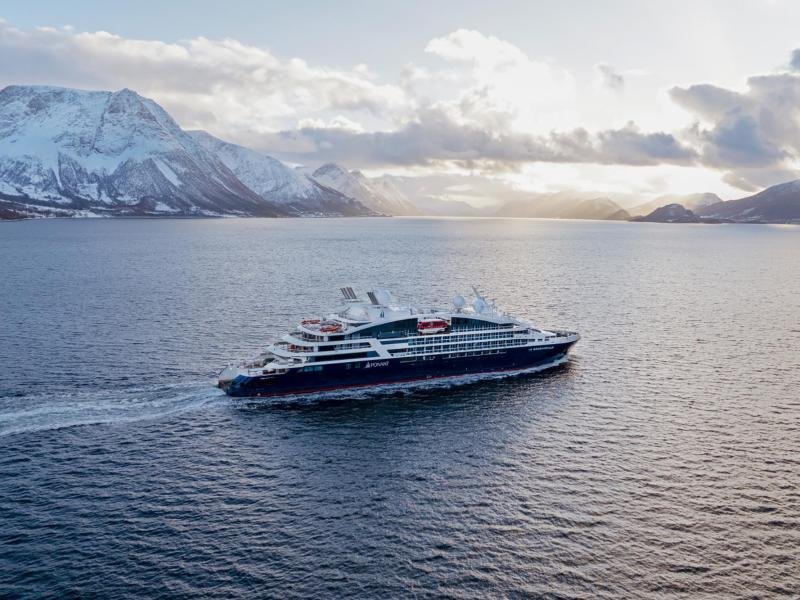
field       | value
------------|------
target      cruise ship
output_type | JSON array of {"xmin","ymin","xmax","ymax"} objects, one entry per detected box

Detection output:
[{"xmin": 217, "ymin": 287, "xmax": 579, "ymax": 398}]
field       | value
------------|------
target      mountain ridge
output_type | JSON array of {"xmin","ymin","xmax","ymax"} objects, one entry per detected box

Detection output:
[
  {"xmin": 631, "ymin": 203, "xmax": 704, "ymax": 223},
  {"xmin": 311, "ymin": 163, "xmax": 418, "ymax": 216},
  {"xmin": 3, "ymin": 84, "xmax": 800, "ymax": 223},
  {"xmin": 189, "ymin": 132, "xmax": 375, "ymax": 216},
  {"xmin": 0, "ymin": 85, "xmax": 377, "ymax": 218},
  {"xmin": 0, "ymin": 85, "xmax": 285, "ymax": 217},
  {"xmin": 697, "ymin": 180, "xmax": 800, "ymax": 223},
  {"xmin": 629, "ymin": 192, "xmax": 721, "ymax": 217}
]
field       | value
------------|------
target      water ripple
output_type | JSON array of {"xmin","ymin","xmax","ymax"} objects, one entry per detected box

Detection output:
[{"xmin": 1, "ymin": 218, "xmax": 799, "ymax": 598}]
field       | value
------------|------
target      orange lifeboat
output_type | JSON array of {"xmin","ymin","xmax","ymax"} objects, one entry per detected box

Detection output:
[
  {"xmin": 417, "ymin": 318, "xmax": 449, "ymax": 334},
  {"xmin": 320, "ymin": 323, "xmax": 342, "ymax": 333},
  {"xmin": 300, "ymin": 318, "xmax": 321, "ymax": 326}
]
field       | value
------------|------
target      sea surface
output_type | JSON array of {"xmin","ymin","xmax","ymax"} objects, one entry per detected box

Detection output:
[{"xmin": 1, "ymin": 217, "xmax": 798, "ymax": 599}]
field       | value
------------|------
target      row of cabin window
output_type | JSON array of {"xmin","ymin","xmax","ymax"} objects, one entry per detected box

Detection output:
[
  {"xmin": 446, "ymin": 350, "xmax": 504, "ymax": 358},
  {"xmin": 308, "ymin": 351, "xmax": 380, "ymax": 363},
  {"xmin": 286, "ymin": 342, "xmax": 370, "ymax": 353},
  {"xmin": 399, "ymin": 349, "xmax": 505, "ymax": 362},
  {"xmin": 349, "ymin": 320, "xmax": 513, "ymax": 340},
  {"xmin": 298, "ymin": 346, "xmax": 510, "ymax": 371},
  {"xmin": 378, "ymin": 330, "xmax": 516, "ymax": 346},
  {"xmin": 315, "ymin": 342, "xmax": 372, "ymax": 352},
  {"xmin": 390, "ymin": 338, "xmax": 521, "ymax": 355},
  {"xmin": 408, "ymin": 331, "xmax": 514, "ymax": 345}
]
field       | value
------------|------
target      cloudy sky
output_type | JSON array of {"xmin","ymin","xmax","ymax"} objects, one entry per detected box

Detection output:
[{"xmin": 3, "ymin": 0, "xmax": 800, "ymax": 206}]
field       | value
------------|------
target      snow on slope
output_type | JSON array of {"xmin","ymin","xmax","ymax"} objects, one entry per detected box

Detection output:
[
  {"xmin": 190, "ymin": 131, "xmax": 374, "ymax": 216},
  {"xmin": 367, "ymin": 177, "xmax": 419, "ymax": 216},
  {"xmin": 697, "ymin": 180, "xmax": 800, "ymax": 223},
  {"xmin": 0, "ymin": 85, "xmax": 283, "ymax": 216},
  {"xmin": 312, "ymin": 163, "xmax": 417, "ymax": 216}
]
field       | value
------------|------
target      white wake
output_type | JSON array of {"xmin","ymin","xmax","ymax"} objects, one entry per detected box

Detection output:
[{"xmin": 0, "ymin": 381, "xmax": 226, "ymax": 437}]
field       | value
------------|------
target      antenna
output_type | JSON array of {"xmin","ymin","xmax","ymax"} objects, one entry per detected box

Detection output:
[
  {"xmin": 367, "ymin": 291, "xmax": 380, "ymax": 305},
  {"xmin": 471, "ymin": 285, "xmax": 485, "ymax": 301},
  {"xmin": 340, "ymin": 287, "xmax": 358, "ymax": 301}
]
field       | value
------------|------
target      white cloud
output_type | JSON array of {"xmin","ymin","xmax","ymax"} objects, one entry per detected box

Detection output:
[
  {"xmin": 424, "ymin": 29, "xmax": 576, "ymax": 132},
  {"xmin": 0, "ymin": 20, "xmax": 408, "ymax": 139},
  {"xmin": 4, "ymin": 17, "xmax": 800, "ymax": 196},
  {"xmin": 670, "ymin": 63, "xmax": 800, "ymax": 188},
  {"xmin": 296, "ymin": 115, "xmax": 364, "ymax": 133},
  {"xmin": 264, "ymin": 108, "xmax": 696, "ymax": 170}
]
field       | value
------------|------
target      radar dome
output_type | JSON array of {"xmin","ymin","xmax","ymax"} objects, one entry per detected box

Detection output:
[
  {"xmin": 453, "ymin": 295, "xmax": 466, "ymax": 309},
  {"xmin": 473, "ymin": 298, "xmax": 487, "ymax": 313}
]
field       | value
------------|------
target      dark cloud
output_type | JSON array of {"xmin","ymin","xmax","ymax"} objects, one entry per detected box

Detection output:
[
  {"xmin": 722, "ymin": 166, "xmax": 800, "ymax": 192},
  {"xmin": 259, "ymin": 110, "xmax": 696, "ymax": 169},
  {"xmin": 595, "ymin": 64, "xmax": 624, "ymax": 91},
  {"xmin": 670, "ymin": 72, "xmax": 800, "ymax": 189},
  {"xmin": 595, "ymin": 125, "xmax": 696, "ymax": 165},
  {"xmin": 695, "ymin": 109, "xmax": 786, "ymax": 168},
  {"xmin": 791, "ymin": 49, "xmax": 800, "ymax": 71},
  {"xmin": 669, "ymin": 84, "xmax": 746, "ymax": 121},
  {"xmin": 6, "ymin": 16, "xmax": 800, "ymax": 191}
]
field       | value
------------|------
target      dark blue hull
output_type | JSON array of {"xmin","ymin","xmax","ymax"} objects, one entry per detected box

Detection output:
[{"xmin": 223, "ymin": 341, "xmax": 576, "ymax": 398}]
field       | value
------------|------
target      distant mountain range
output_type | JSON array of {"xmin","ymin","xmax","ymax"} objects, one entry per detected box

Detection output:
[
  {"xmin": 403, "ymin": 195, "xmax": 484, "ymax": 217},
  {"xmin": 0, "ymin": 85, "xmax": 383, "ymax": 218},
  {"xmin": 496, "ymin": 192, "xmax": 630, "ymax": 220},
  {"xmin": 0, "ymin": 85, "xmax": 637, "ymax": 222},
  {"xmin": 628, "ymin": 193, "xmax": 722, "ymax": 217},
  {"xmin": 631, "ymin": 203, "xmax": 705, "ymax": 223},
  {"xmin": 696, "ymin": 180, "xmax": 800, "ymax": 223},
  {"xmin": 2, "ymin": 85, "xmax": 799, "ymax": 223},
  {"xmin": 630, "ymin": 184, "xmax": 800, "ymax": 224},
  {"xmin": 501, "ymin": 184, "xmax": 799, "ymax": 225}
]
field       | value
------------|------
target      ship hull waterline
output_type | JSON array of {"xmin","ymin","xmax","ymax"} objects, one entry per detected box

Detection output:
[{"xmin": 221, "ymin": 341, "xmax": 576, "ymax": 398}]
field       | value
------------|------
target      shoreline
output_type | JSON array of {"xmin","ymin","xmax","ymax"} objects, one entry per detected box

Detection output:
[{"xmin": 2, "ymin": 213, "xmax": 797, "ymax": 226}]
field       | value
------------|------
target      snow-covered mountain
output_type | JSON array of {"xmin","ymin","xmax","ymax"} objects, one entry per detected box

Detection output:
[
  {"xmin": 189, "ymin": 132, "xmax": 374, "ymax": 216},
  {"xmin": 0, "ymin": 85, "xmax": 286, "ymax": 217},
  {"xmin": 697, "ymin": 180, "xmax": 800, "ymax": 223},
  {"xmin": 366, "ymin": 177, "xmax": 419, "ymax": 216},
  {"xmin": 311, "ymin": 163, "xmax": 417, "ymax": 216}
]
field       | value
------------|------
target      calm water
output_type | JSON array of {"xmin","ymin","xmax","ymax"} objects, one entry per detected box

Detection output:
[{"xmin": 1, "ymin": 217, "xmax": 799, "ymax": 599}]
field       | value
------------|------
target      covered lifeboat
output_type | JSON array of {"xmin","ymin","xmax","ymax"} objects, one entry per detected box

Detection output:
[
  {"xmin": 417, "ymin": 317, "xmax": 449, "ymax": 334},
  {"xmin": 299, "ymin": 318, "xmax": 342, "ymax": 334},
  {"xmin": 319, "ymin": 321, "xmax": 342, "ymax": 333}
]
